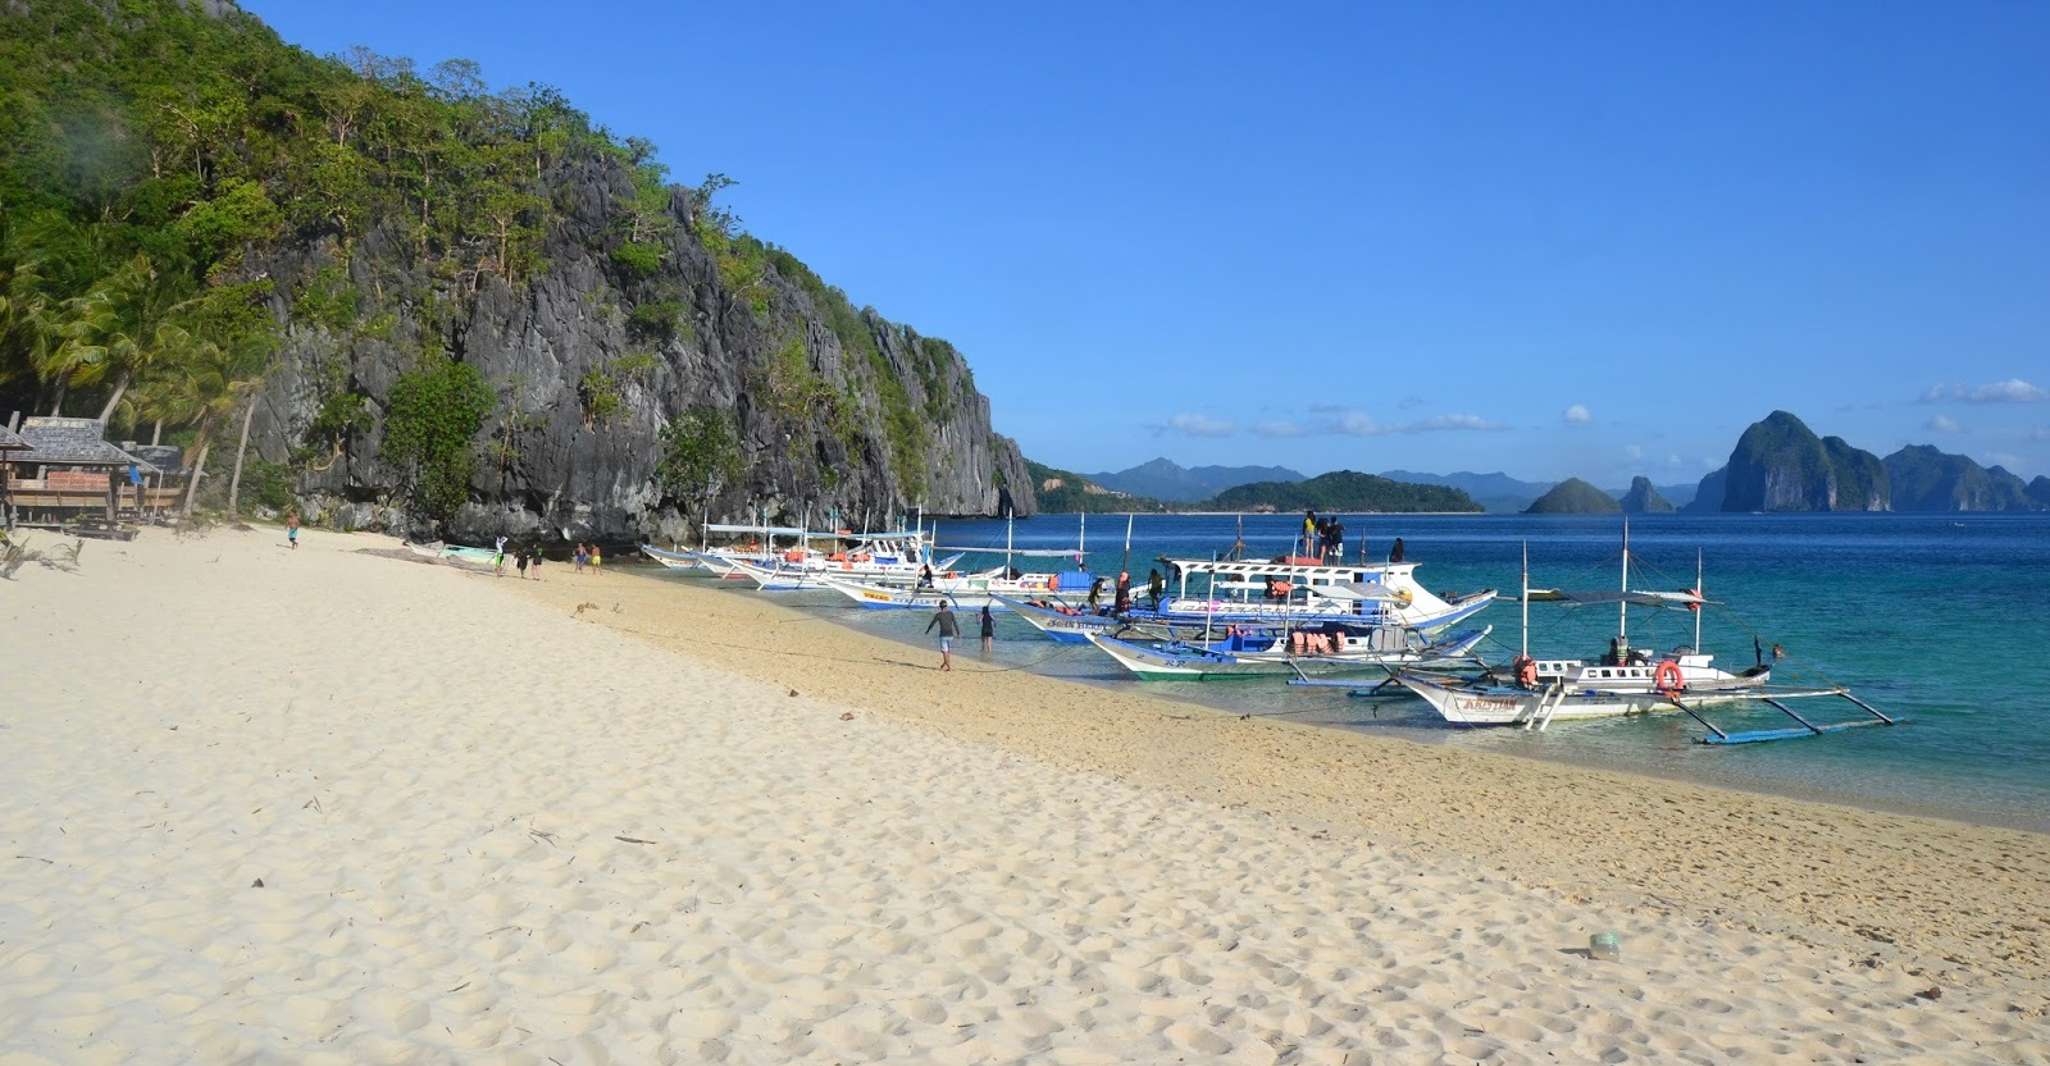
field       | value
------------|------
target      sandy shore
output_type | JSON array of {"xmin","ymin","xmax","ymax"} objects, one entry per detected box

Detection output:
[{"xmin": 3, "ymin": 527, "xmax": 2044, "ymax": 1064}]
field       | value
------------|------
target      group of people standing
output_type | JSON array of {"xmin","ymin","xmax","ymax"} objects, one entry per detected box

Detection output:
[
  {"xmin": 488, "ymin": 539, "xmax": 608, "ymax": 579},
  {"xmin": 1301, "ymin": 510, "xmax": 1406, "ymax": 564}
]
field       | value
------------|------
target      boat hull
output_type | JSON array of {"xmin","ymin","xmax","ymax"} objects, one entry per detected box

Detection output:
[{"xmin": 1085, "ymin": 627, "xmax": 1490, "ymax": 682}]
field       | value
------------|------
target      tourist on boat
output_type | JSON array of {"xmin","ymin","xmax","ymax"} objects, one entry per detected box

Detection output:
[
  {"xmin": 1389, "ymin": 537, "xmax": 1406, "ymax": 563},
  {"xmin": 1302, "ymin": 510, "xmax": 1318, "ymax": 557},
  {"xmin": 925, "ymin": 601, "xmax": 959, "ymax": 672},
  {"xmin": 1147, "ymin": 567, "xmax": 1164, "ymax": 609},
  {"xmin": 918, "ymin": 563, "xmax": 934, "ymax": 590},
  {"xmin": 1114, "ymin": 571, "xmax": 1132, "ymax": 614},
  {"xmin": 1329, "ymin": 518, "xmax": 1345, "ymax": 564},
  {"xmin": 979, "ymin": 604, "xmax": 995, "ymax": 652},
  {"xmin": 1087, "ymin": 577, "xmax": 1105, "ymax": 614}
]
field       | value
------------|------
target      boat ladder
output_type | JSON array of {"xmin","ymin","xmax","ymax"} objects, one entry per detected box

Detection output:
[{"xmin": 1523, "ymin": 681, "xmax": 1566, "ymax": 732}]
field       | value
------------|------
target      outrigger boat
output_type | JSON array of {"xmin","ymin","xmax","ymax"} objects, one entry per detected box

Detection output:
[
  {"xmin": 1084, "ymin": 622, "xmax": 1492, "ymax": 681},
  {"xmin": 1135, "ymin": 556, "xmax": 1496, "ymax": 634},
  {"xmin": 1390, "ymin": 531, "xmax": 1898, "ymax": 743},
  {"xmin": 815, "ymin": 568, "xmax": 1096, "ymax": 610}
]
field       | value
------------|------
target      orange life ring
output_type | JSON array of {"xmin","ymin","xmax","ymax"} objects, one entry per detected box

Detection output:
[
  {"xmin": 1514, "ymin": 656, "xmax": 1538, "ymax": 688},
  {"xmin": 1654, "ymin": 659, "xmax": 1685, "ymax": 696}
]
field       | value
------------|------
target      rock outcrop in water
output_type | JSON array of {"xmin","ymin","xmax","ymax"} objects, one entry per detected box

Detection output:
[
  {"xmin": 1619, "ymin": 476, "xmax": 1675, "ymax": 513},
  {"xmin": 1715, "ymin": 411, "xmax": 1889, "ymax": 512},
  {"xmin": 1883, "ymin": 445, "xmax": 2041, "ymax": 512}
]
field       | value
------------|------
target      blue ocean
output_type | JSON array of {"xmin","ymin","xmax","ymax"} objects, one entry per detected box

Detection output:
[{"xmin": 673, "ymin": 513, "xmax": 2050, "ymax": 832}]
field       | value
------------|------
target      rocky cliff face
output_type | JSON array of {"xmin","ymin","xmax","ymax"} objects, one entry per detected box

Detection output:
[
  {"xmin": 1718, "ymin": 411, "xmax": 1888, "ymax": 512},
  {"xmin": 1682, "ymin": 465, "xmax": 1728, "ymax": 513},
  {"xmin": 1884, "ymin": 445, "xmax": 2042, "ymax": 512},
  {"xmin": 244, "ymin": 158, "xmax": 1033, "ymax": 542},
  {"xmin": 1619, "ymin": 476, "xmax": 1674, "ymax": 513}
]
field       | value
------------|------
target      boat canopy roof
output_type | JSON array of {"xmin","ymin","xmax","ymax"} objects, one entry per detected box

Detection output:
[
  {"xmin": 1163, "ymin": 557, "xmax": 1415, "ymax": 578},
  {"xmin": 1523, "ymin": 588, "xmax": 1711, "ymax": 608},
  {"xmin": 935, "ymin": 545, "xmax": 1082, "ymax": 558},
  {"xmin": 1320, "ymin": 582, "xmax": 1398, "ymax": 602},
  {"xmin": 703, "ymin": 524, "xmax": 925, "ymax": 541}
]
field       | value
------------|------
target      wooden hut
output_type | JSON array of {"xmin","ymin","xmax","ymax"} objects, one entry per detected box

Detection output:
[
  {"xmin": 9, "ymin": 417, "xmax": 166, "ymax": 528},
  {"xmin": 0, "ymin": 423, "xmax": 32, "ymax": 530}
]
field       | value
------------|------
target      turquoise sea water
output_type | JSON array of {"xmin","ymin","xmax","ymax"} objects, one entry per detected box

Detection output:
[{"xmin": 664, "ymin": 513, "xmax": 2050, "ymax": 832}]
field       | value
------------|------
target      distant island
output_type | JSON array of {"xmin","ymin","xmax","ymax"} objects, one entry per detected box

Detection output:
[
  {"xmin": 1619, "ymin": 476, "xmax": 1675, "ymax": 513},
  {"xmin": 1524, "ymin": 478, "xmax": 1621, "ymax": 514},
  {"xmin": 1210, "ymin": 471, "xmax": 1482, "ymax": 513},
  {"xmin": 1682, "ymin": 411, "xmax": 2049, "ymax": 513}
]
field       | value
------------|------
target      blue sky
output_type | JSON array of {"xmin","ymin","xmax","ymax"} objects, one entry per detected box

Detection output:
[{"xmin": 247, "ymin": 1, "xmax": 2050, "ymax": 483}]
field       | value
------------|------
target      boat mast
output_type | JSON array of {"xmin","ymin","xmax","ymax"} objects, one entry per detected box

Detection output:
[
  {"xmin": 1521, "ymin": 540, "xmax": 1530, "ymax": 660},
  {"xmin": 1695, "ymin": 548, "xmax": 1704, "ymax": 653},
  {"xmin": 1618, "ymin": 518, "xmax": 1630, "ymax": 649},
  {"xmin": 1122, "ymin": 513, "xmax": 1133, "ymax": 575},
  {"xmin": 1078, "ymin": 511, "xmax": 1086, "ymax": 563}
]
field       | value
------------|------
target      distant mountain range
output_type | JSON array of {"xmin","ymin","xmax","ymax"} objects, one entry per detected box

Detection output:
[{"xmin": 1088, "ymin": 458, "xmax": 1305, "ymax": 502}]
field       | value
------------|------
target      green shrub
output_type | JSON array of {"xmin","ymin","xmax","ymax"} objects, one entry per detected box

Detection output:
[
  {"xmin": 626, "ymin": 299, "xmax": 685, "ymax": 344},
  {"xmin": 382, "ymin": 357, "xmax": 493, "ymax": 522},
  {"xmin": 611, "ymin": 241, "xmax": 663, "ymax": 278},
  {"xmin": 657, "ymin": 404, "xmax": 743, "ymax": 506}
]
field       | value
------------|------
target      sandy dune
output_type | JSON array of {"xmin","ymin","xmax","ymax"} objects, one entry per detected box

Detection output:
[{"xmin": 2, "ymin": 527, "xmax": 2043, "ymax": 1064}]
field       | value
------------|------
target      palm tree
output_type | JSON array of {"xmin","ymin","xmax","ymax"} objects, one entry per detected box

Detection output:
[{"xmin": 150, "ymin": 330, "xmax": 267, "ymax": 517}]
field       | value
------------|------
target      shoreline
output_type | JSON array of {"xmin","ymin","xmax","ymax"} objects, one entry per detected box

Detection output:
[
  {"xmin": 748, "ymin": 578, "xmax": 2050, "ymax": 836},
  {"xmin": 519, "ymin": 555, "xmax": 2049, "ymax": 988}
]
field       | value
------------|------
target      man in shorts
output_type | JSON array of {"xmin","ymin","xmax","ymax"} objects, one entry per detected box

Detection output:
[{"xmin": 926, "ymin": 600, "xmax": 960, "ymax": 672}]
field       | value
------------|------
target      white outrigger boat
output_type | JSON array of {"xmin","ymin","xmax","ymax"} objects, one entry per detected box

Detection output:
[
  {"xmin": 1083, "ymin": 622, "xmax": 1491, "ymax": 681},
  {"xmin": 1138, "ymin": 555, "xmax": 1496, "ymax": 634},
  {"xmin": 815, "ymin": 568, "xmax": 1096, "ymax": 610},
  {"xmin": 1392, "ymin": 532, "xmax": 1898, "ymax": 743},
  {"xmin": 643, "ymin": 512, "xmax": 973, "ymax": 591}
]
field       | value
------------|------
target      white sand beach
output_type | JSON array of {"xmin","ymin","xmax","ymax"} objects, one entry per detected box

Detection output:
[{"xmin": 3, "ymin": 527, "xmax": 2045, "ymax": 1064}]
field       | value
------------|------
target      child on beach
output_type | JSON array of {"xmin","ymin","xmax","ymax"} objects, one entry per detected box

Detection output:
[
  {"xmin": 926, "ymin": 601, "xmax": 959, "ymax": 672},
  {"xmin": 591, "ymin": 545, "xmax": 603, "ymax": 572},
  {"xmin": 286, "ymin": 511, "xmax": 299, "ymax": 550},
  {"xmin": 515, "ymin": 547, "xmax": 530, "ymax": 579},
  {"xmin": 980, "ymin": 604, "xmax": 995, "ymax": 653}
]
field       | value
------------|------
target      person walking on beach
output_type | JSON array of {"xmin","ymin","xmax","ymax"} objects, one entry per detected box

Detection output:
[
  {"xmin": 1148, "ymin": 567, "xmax": 1164, "ymax": 609},
  {"xmin": 286, "ymin": 510, "xmax": 300, "ymax": 550},
  {"xmin": 591, "ymin": 544, "xmax": 603, "ymax": 572},
  {"xmin": 530, "ymin": 546, "xmax": 544, "ymax": 581},
  {"xmin": 979, "ymin": 604, "xmax": 995, "ymax": 653},
  {"xmin": 493, "ymin": 535, "xmax": 508, "ymax": 576},
  {"xmin": 515, "ymin": 546, "xmax": 531, "ymax": 579},
  {"xmin": 1389, "ymin": 537, "xmax": 1406, "ymax": 563},
  {"xmin": 926, "ymin": 600, "xmax": 960, "ymax": 672}
]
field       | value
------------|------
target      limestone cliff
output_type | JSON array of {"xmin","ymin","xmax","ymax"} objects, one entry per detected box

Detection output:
[{"xmin": 1718, "ymin": 412, "xmax": 1888, "ymax": 512}]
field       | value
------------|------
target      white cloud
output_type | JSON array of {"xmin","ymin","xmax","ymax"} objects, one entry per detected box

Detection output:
[
  {"xmin": 1155, "ymin": 413, "xmax": 1236, "ymax": 438},
  {"xmin": 1405, "ymin": 413, "xmax": 1508, "ymax": 432},
  {"xmin": 1666, "ymin": 453, "xmax": 1684, "ymax": 467},
  {"xmin": 1924, "ymin": 414, "xmax": 1960, "ymax": 433},
  {"xmin": 1625, "ymin": 444, "xmax": 1644, "ymax": 461},
  {"xmin": 1920, "ymin": 378, "xmax": 2050, "ymax": 404},
  {"xmin": 1252, "ymin": 419, "xmax": 1304, "ymax": 438},
  {"xmin": 1562, "ymin": 403, "xmax": 1592, "ymax": 425}
]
